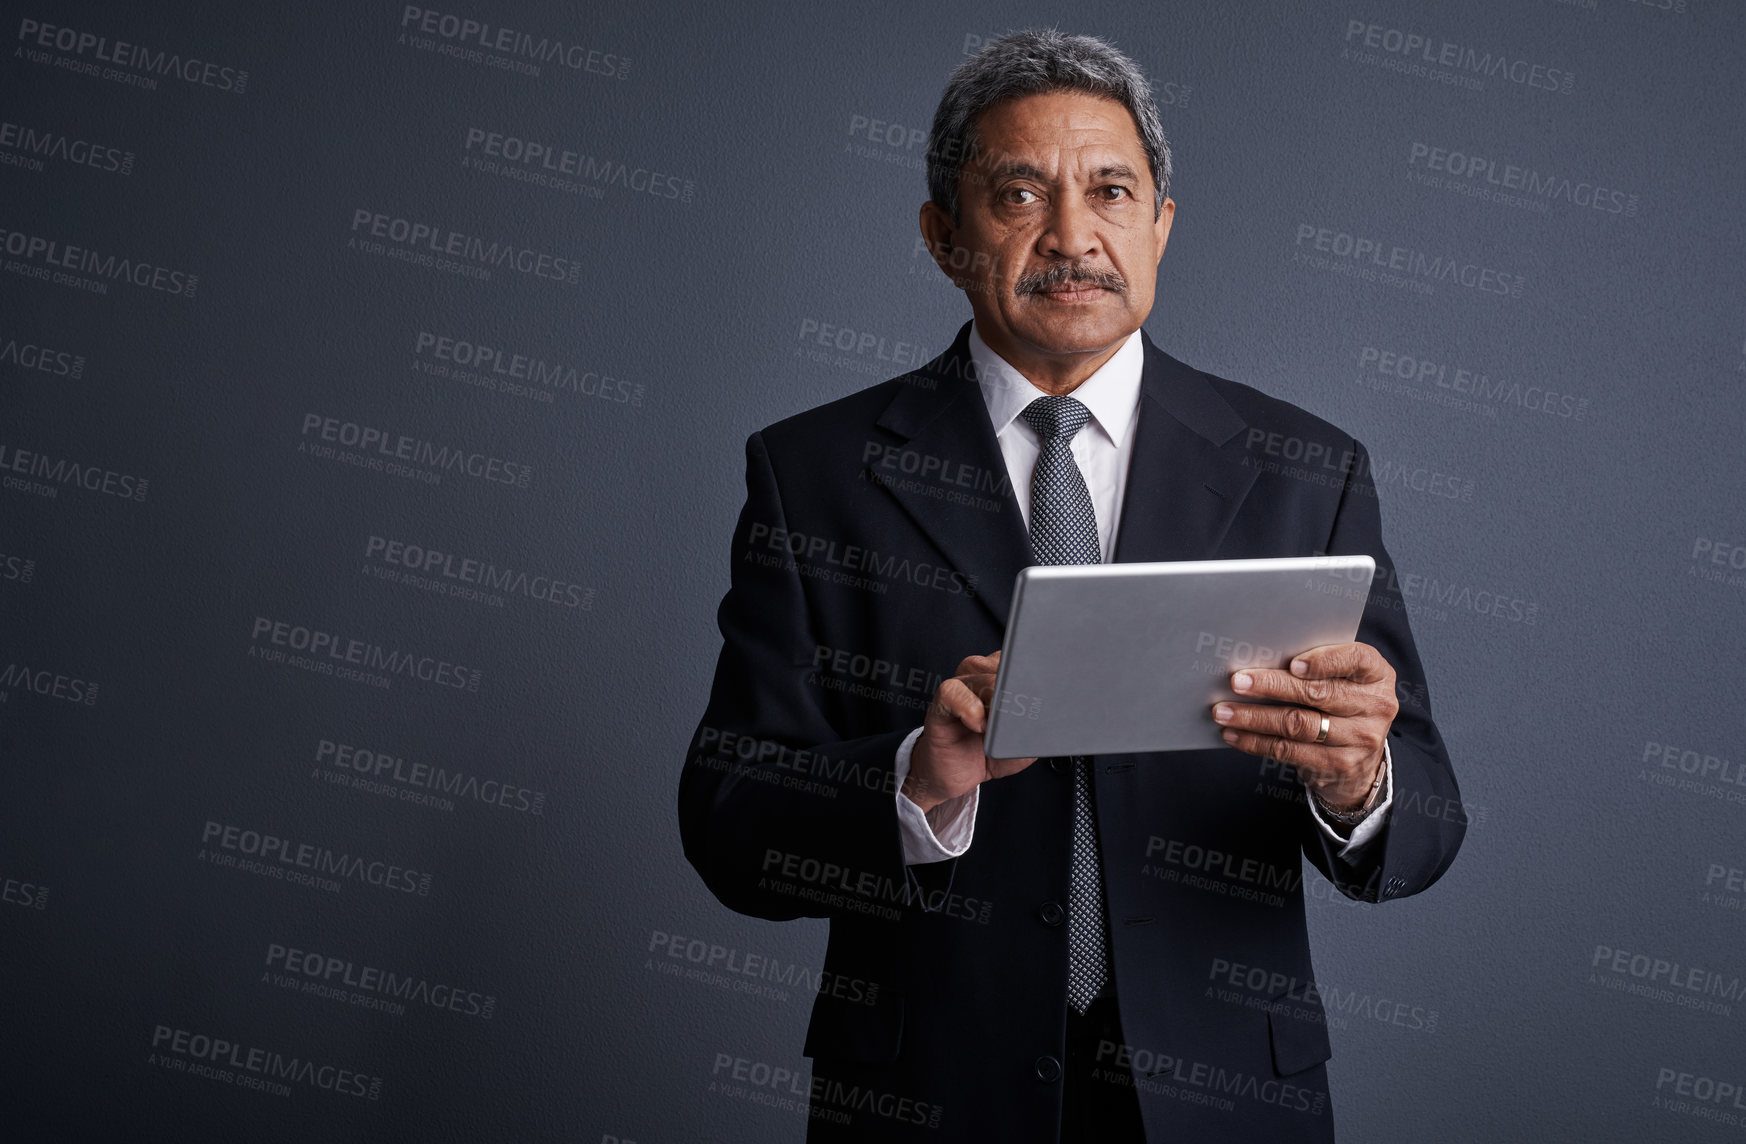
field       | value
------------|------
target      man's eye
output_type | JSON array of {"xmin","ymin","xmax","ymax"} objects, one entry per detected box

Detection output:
[
  {"xmin": 1100, "ymin": 186, "xmax": 1131, "ymax": 201},
  {"xmin": 1005, "ymin": 188, "xmax": 1038, "ymax": 204}
]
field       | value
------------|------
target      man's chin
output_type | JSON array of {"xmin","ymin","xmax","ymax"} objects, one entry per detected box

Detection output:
[{"xmin": 1010, "ymin": 306, "xmax": 1134, "ymax": 355}]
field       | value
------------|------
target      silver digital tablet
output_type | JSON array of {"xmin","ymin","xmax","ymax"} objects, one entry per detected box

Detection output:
[{"xmin": 981, "ymin": 555, "xmax": 1377, "ymax": 759}]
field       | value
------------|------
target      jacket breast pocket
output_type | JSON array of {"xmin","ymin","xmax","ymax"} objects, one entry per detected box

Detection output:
[
  {"xmin": 1266, "ymin": 988, "xmax": 1333, "ymax": 1076},
  {"xmin": 802, "ymin": 987, "xmax": 905, "ymax": 1064}
]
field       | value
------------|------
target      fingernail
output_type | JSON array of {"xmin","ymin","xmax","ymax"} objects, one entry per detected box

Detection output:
[
  {"xmin": 1291, "ymin": 660, "xmax": 1308, "ymax": 676},
  {"xmin": 1232, "ymin": 673, "xmax": 1250, "ymax": 691},
  {"xmin": 1213, "ymin": 704, "xmax": 1233, "ymax": 722},
  {"xmin": 1221, "ymin": 729, "xmax": 1238, "ymax": 744}
]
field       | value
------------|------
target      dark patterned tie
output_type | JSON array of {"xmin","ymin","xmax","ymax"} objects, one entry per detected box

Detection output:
[{"xmin": 1018, "ymin": 395, "xmax": 1109, "ymax": 1015}]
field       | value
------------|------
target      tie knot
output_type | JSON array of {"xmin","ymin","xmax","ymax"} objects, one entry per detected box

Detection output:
[{"xmin": 1020, "ymin": 394, "xmax": 1093, "ymax": 442}]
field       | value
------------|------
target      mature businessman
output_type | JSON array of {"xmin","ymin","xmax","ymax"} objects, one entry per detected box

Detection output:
[{"xmin": 679, "ymin": 29, "xmax": 1464, "ymax": 1143}]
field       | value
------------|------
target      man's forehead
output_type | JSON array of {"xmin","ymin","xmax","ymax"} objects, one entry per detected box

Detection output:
[{"xmin": 971, "ymin": 93, "xmax": 1145, "ymax": 169}]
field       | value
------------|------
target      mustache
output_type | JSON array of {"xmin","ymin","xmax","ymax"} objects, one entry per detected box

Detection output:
[{"xmin": 1014, "ymin": 261, "xmax": 1127, "ymax": 297}]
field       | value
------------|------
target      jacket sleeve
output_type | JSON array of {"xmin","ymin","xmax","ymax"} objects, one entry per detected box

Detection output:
[
  {"xmin": 677, "ymin": 430, "xmax": 921, "ymax": 921},
  {"xmin": 1300, "ymin": 437, "xmax": 1468, "ymax": 903}
]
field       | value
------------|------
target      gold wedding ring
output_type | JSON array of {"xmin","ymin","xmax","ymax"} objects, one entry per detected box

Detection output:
[{"xmin": 1314, "ymin": 713, "xmax": 1330, "ymax": 744}]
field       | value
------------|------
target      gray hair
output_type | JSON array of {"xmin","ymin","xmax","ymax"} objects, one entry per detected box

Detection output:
[{"xmin": 926, "ymin": 29, "xmax": 1172, "ymax": 222}]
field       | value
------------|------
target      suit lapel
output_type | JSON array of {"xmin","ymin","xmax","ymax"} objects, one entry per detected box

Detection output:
[
  {"xmin": 868, "ymin": 321, "xmax": 1032, "ymax": 629},
  {"xmin": 865, "ymin": 322, "xmax": 1260, "ymax": 629},
  {"xmin": 1111, "ymin": 332, "xmax": 1259, "ymax": 564}
]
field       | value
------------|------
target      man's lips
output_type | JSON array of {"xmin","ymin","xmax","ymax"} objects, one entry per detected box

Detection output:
[{"xmin": 1034, "ymin": 284, "xmax": 1108, "ymax": 302}]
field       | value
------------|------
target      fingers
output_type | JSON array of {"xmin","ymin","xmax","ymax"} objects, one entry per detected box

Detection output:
[
  {"xmin": 926, "ymin": 649, "xmax": 1008, "ymax": 736},
  {"xmin": 1217, "ymin": 725, "xmax": 1377, "ymax": 778},
  {"xmin": 956, "ymin": 652, "xmax": 1001, "ymax": 675},
  {"xmin": 1213, "ymin": 701, "xmax": 1346, "ymax": 746},
  {"xmin": 1288, "ymin": 642, "xmax": 1390, "ymax": 685},
  {"xmin": 930, "ymin": 675, "xmax": 988, "ymax": 734},
  {"xmin": 1214, "ymin": 686, "xmax": 1389, "ymax": 795},
  {"xmin": 1230, "ymin": 668, "xmax": 1373, "ymax": 717},
  {"xmin": 1230, "ymin": 643, "xmax": 1395, "ymax": 716}
]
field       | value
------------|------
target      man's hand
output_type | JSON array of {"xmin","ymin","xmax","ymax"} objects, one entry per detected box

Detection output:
[
  {"xmin": 902, "ymin": 651, "xmax": 1038, "ymax": 814},
  {"xmin": 1211, "ymin": 642, "xmax": 1398, "ymax": 811}
]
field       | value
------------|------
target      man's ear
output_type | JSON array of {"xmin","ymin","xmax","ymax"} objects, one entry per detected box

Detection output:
[
  {"xmin": 1153, "ymin": 197, "xmax": 1175, "ymax": 268},
  {"xmin": 919, "ymin": 200, "xmax": 964, "ymax": 286}
]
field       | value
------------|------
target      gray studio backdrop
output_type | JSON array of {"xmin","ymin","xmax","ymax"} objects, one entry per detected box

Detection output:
[{"xmin": 4, "ymin": 0, "xmax": 1743, "ymax": 1140}]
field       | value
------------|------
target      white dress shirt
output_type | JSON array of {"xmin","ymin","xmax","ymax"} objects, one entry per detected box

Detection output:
[{"xmin": 892, "ymin": 321, "xmax": 1395, "ymax": 864}]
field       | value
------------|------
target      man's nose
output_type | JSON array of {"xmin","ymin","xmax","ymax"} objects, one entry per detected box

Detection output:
[{"xmin": 1038, "ymin": 195, "xmax": 1101, "ymax": 261}]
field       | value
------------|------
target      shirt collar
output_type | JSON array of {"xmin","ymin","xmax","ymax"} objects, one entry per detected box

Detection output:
[{"xmin": 968, "ymin": 320, "xmax": 1145, "ymax": 447}]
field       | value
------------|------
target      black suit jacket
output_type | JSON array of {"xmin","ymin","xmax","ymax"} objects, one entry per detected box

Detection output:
[{"xmin": 678, "ymin": 321, "xmax": 1465, "ymax": 1143}]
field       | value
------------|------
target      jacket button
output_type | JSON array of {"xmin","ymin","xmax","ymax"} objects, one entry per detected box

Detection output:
[
  {"xmin": 1034, "ymin": 1055, "xmax": 1061, "ymax": 1083},
  {"xmin": 1038, "ymin": 901, "xmax": 1064, "ymax": 927}
]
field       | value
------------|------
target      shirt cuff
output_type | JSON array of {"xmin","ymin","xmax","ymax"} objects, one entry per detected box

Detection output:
[
  {"xmin": 1307, "ymin": 739, "xmax": 1394, "ymax": 860},
  {"xmin": 893, "ymin": 725, "xmax": 979, "ymax": 864}
]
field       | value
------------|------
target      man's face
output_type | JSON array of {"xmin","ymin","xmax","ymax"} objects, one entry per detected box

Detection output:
[{"xmin": 924, "ymin": 90, "xmax": 1173, "ymax": 363}]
